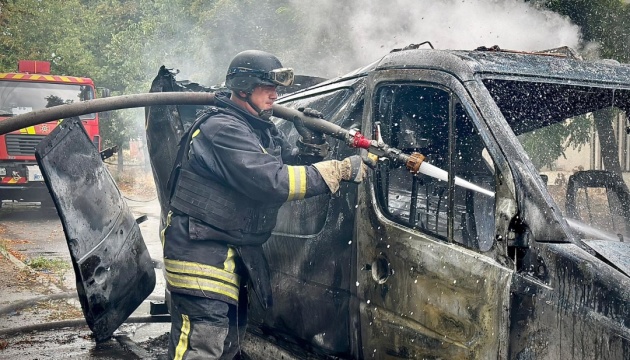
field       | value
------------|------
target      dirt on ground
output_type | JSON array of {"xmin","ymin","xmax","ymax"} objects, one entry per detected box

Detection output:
[
  {"xmin": 0, "ymin": 239, "xmax": 83, "ymax": 322},
  {"xmin": 0, "ymin": 250, "xmax": 44, "ymax": 295}
]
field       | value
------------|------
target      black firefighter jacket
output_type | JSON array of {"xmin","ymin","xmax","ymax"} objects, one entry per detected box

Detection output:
[{"xmin": 162, "ymin": 94, "xmax": 330, "ymax": 308}]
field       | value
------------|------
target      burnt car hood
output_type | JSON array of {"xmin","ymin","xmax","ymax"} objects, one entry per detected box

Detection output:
[
  {"xmin": 35, "ymin": 118, "xmax": 156, "ymax": 341},
  {"xmin": 583, "ymin": 240, "xmax": 630, "ymax": 278},
  {"xmin": 145, "ymin": 66, "xmax": 204, "ymax": 225},
  {"xmin": 562, "ymin": 218, "xmax": 630, "ymax": 277}
]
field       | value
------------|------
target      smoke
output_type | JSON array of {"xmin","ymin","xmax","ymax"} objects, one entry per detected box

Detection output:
[
  {"xmin": 142, "ymin": 0, "xmax": 582, "ymax": 86},
  {"xmin": 288, "ymin": 0, "xmax": 582, "ymax": 77}
]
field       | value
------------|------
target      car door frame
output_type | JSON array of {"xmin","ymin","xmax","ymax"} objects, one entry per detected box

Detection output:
[{"xmin": 354, "ymin": 68, "xmax": 514, "ymax": 359}]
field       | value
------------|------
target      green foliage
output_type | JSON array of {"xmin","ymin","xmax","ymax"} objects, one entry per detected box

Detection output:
[
  {"xmin": 534, "ymin": 0, "xmax": 630, "ymax": 61},
  {"xmin": 527, "ymin": 0, "xmax": 630, "ymax": 173},
  {"xmin": 26, "ymin": 256, "xmax": 69, "ymax": 272},
  {"xmin": 26, "ymin": 256, "xmax": 70, "ymax": 287},
  {"xmin": 520, "ymin": 114, "xmax": 593, "ymax": 169},
  {"xmin": 0, "ymin": 0, "xmax": 312, "ymax": 147}
]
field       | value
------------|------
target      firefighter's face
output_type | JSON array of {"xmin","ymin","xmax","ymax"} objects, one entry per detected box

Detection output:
[{"xmin": 247, "ymin": 85, "xmax": 278, "ymax": 113}]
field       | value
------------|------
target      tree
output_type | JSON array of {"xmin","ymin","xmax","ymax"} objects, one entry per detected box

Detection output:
[
  {"xmin": 533, "ymin": 0, "xmax": 630, "ymax": 61},
  {"xmin": 529, "ymin": 0, "xmax": 630, "ymax": 178}
]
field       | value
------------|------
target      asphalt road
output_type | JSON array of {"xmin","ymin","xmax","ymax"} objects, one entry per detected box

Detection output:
[{"xmin": 0, "ymin": 197, "xmax": 165, "ymax": 292}]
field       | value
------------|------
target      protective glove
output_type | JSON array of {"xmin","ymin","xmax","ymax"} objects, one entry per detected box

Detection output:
[
  {"xmin": 296, "ymin": 138, "xmax": 329, "ymax": 158},
  {"xmin": 363, "ymin": 153, "xmax": 378, "ymax": 169},
  {"xmin": 313, "ymin": 155, "xmax": 371, "ymax": 193}
]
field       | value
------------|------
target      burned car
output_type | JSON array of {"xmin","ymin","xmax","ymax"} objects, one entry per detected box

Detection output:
[{"xmin": 28, "ymin": 45, "xmax": 630, "ymax": 359}]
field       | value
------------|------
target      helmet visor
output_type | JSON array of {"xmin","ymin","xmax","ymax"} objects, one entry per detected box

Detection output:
[{"xmin": 227, "ymin": 67, "xmax": 294, "ymax": 87}]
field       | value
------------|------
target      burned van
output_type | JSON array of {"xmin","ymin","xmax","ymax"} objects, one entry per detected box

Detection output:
[
  {"xmin": 142, "ymin": 46, "xmax": 630, "ymax": 359},
  {"xmin": 29, "ymin": 45, "xmax": 630, "ymax": 359}
]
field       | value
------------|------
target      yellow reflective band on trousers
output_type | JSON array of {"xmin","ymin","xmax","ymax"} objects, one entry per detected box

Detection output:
[
  {"xmin": 286, "ymin": 166, "xmax": 307, "ymax": 201},
  {"xmin": 165, "ymin": 272, "xmax": 240, "ymax": 301},
  {"xmin": 164, "ymin": 258, "xmax": 240, "ymax": 287},
  {"xmin": 174, "ymin": 314, "xmax": 190, "ymax": 360}
]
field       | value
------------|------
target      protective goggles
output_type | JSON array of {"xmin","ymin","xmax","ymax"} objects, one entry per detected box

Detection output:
[{"xmin": 228, "ymin": 67, "xmax": 294, "ymax": 86}]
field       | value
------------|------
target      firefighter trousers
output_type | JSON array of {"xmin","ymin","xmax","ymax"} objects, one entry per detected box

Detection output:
[{"xmin": 168, "ymin": 292, "xmax": 248, "ymax": 360}]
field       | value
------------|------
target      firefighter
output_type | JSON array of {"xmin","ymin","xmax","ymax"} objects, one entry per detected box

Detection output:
[{"xmin": 163, "ymin": 50, "xmax": 368, "ymax": 360}]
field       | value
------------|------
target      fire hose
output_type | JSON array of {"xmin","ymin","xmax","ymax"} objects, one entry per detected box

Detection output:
[{"xmin": 0, "ymin": 92, "xmax": 494, "ymax": 197}]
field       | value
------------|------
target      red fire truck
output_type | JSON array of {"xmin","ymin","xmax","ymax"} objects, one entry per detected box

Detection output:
[{"xmin": 0, "ymin": 60, "xmax": 102, "ymax": 205}]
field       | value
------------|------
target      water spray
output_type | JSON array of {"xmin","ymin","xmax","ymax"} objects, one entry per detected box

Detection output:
[{"xmin": 416, "ymin": 161, "xmax": 495, "ymax": 197}]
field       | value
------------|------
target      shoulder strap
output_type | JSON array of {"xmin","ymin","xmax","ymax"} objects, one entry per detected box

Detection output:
[
  {"xmin": 166, "ymin": 104, "xmax": 257, "ymax": 202},
  {"xmin": 166, "ymin": 107, "xmax": 219, "ymax": 201}
]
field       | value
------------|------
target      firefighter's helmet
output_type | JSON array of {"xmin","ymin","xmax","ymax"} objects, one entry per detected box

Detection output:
[{"xmin": 226, "ymin": 50, "xmax": 294, "ymax": 93}]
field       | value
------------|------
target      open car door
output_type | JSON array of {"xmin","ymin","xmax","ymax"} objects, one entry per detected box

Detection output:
[{"xmin": 35, "ymin": 118, "xmax": 156, "ymax": 342}]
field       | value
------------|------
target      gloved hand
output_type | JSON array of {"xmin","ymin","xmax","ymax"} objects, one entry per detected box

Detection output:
[
  {"xmin": 297, "ymin": 138, "xmax": 330, "ymax": 158},
  {"xmin": 293, "ymin": 109, "xmax": 329, "ymax": 160},
  {"xmin": 294, "ymin": 108, "xmax": 326, "ymax": 145},
  {"xmin": 298, "ymin": 107, "xmax": 324, "ymax": 119},
  {"xmin": 313, "ymin": 155, "xmax": 371, "ymax": 193}
]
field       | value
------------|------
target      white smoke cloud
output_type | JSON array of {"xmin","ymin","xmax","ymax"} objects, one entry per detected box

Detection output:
[
  {"xmin": 288, "ymin": 0, "xmax": 582, "ymax": 76},
  {"xmin": 146, "ymin": 0, "xmax": 582, "ymax": 84}
]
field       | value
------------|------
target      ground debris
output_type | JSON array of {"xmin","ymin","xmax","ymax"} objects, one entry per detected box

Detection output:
[
  {"xmin": 139, "ymin": 332, "xmax": 169, "ymax": 356},
  {"xmin": 31, "ymin": 299, "xmax": 84, "ymax": 321}
]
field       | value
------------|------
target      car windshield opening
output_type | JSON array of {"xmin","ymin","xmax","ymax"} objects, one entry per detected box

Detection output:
[{"xmin": 484, "ymin": 78, "xmax": 630, "ymax": 241}]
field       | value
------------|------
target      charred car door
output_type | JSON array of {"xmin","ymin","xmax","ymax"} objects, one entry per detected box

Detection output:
[
  {"xmin": 356, "ymin": 70, "xmax": 513, "ymax": 359},
  {"xmin": 35, "ymin": 118, "xmax": 156, "ymax": 341}
]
